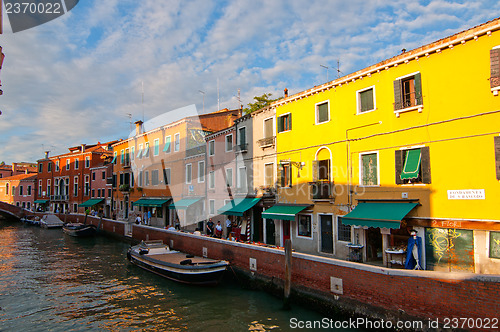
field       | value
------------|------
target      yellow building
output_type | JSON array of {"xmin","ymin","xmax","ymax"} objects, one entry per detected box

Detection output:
[{"xmin": 271, "ymin": 18, "xmax": 500, "ymax": 273}]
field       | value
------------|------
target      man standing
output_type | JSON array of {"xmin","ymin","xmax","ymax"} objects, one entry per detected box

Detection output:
[
  {"xmin": 225, "ymin": 217, "xmax": 232, "ymax": 239},
  {"xmin": 206, "ymin": 219, "xmax": 214, "ymax": 236}
]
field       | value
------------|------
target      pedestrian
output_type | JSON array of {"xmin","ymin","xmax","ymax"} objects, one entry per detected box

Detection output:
[
  {"xmin": 135, "ymin": 214, "xmax": 141, "ymax": 224},
  {"xmin": 215, "ymin": 221, "xmax": 223, "ymax": 238},
  {"xmin": 207, "ymin": 218, "xmax": 214, "ymax": 236},
  {"xmin": 225, "ymin": 217, "xmax": 232, "ymax": 239},
  {"xmin": 147, "ymin": 210, "xmax": 152, "ymax": 225}
]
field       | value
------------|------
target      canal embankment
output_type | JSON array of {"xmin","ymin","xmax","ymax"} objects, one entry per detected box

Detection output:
[{"xmin": 32, "ymin": 213, "xmax": 500, "ymax": 329}]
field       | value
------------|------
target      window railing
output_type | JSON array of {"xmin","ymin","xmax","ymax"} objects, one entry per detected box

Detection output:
[
  {"xmin": 235, "ymin": 143, "xmax": 248, "ymax": 152},
  {"xmin": 394, "ymin": 91, "xmax": 423, "ymax": 110},
  {"xmin": 50, "ymin": 195, "xmax": 69, "ymax": 201},
  {"xmin": 257, "ymin": 136, "xmax": 275, "ymax": 148},
  {"xmin": 309, "ymin": 181, "xmax": 333, "ymax": 200}
]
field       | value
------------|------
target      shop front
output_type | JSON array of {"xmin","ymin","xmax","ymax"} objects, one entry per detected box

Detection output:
[
  {"xmin": 133, "ymin": 198, "xmax": 171, "ymax": 227},
  {"xmin": 218, "ymin": 197, "xmax": 261, "ymax": 241}
]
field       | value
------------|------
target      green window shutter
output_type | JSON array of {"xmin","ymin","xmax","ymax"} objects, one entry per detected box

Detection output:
[
  {"xmin": 491, "ymin": 49, "xmax": 500, "ymax": 88},
  {"xmin": 277, "ymin": 116, "xmax": 284, "ymax": 132},
  {"xmin": 277, "ymin": 164, "xmax": 283, "ymax": 187},
  {"xmin": 414, "ymin": 73, "xmax": 422, "ymax": 105},
  {"xmin": 421, "ymin": 146, "xmax": 431, "ymax": 184},
  {"xmin": 494, "ymin": 136, "xmax": 500, "ymax": 180},
  {"xmin": 288, "ymin": 114, "xmax": 292, "ymax": 131},
  {"xmin": 240, "ymin": 127, "xmax": 246, "ymax": 145},
  {"xmin": 395, "ymin": 150, "xmax": 403, "ymax": 184},
  {"xmin": 317, "ymin": 103, "xmax": 329, "ymax": 123},
  {"xmin": 393, "ymin": 79, "xmax": 403, "ymax": 110},
  {"xmin": 360, "ymin": 89, "xmax": 374, "ymax": 112}
]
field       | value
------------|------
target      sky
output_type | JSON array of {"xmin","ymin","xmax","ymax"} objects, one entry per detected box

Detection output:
[{"xmin": 0, "ymin": 0, "xmax": 499, "ymax": 165}]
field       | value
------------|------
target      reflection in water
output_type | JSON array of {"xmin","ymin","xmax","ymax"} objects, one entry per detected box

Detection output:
[{"xmin": 0, "ymin": 221, "xmax": 357, "ymax": 331}]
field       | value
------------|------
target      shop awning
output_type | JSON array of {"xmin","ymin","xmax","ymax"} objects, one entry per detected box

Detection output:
[
  {"xmin": 133, "ymin": 198, "xmax": 171, "ymax": 207},
  {"xmin": 34, "ymin": 199, "xmax": 48, "ymax": 204},
  {"xmin": 79, "ymin": 198, "xmax": 105, "ymax": 207},
  {"xmin": 169, "ymin": 197, "xmax": 202, "ymax": 210},
  {"xmin": 261, "ymin": 204, "xmax": 310, "ymax": 221},
  {"xmin": 163, "ymin": 141, "xmax": 170, "ymax": 152},
  {"xmin": 341, "ymin": 202, "xmax": 418, "ymax": 229},
  {"xmin": 401, "ymin": 149, "xmax": 421, "ymax": 180},
  {"xmin": 217, "ymin": 198, "xmax": 261, "ymax": 216}
]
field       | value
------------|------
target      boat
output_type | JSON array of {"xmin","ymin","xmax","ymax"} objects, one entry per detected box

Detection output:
[
  {"xmin": 40, "ymin": 214, "xmax": 64, "ymax": 228},
  {"xmin": 20, "ymin": 215, "xmax": 40, "ymax": 226},
  {"xmin": 63, "ymin": 223, "xmax": 97, "ymax": 237},
  {"xmin": 127, "ymin": 240, "xmax": 229, "ymax": 286}
]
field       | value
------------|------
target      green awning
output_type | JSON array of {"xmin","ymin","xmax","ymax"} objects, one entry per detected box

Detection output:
[
  {"xmin": 133, "ymin": 198, "xmax": 171, "ymax": 207},
  {"xmin": 169, "ymin": 197, "xmax": 202, "ymax": 210},
  {"xmin": 341, "ymin": 202, "xmax": 418, "ymax": 229},
  {"xmin": 217, "ymin": 198, "xmax": 261, "ymax": 216},
  {"xmin": 143, "ymin": 144, "xmax": 149, "ymax": 157},
  {"xmin": 34, "ymin": 199, "xmax": 48, "ymax": 204},
  {"xmin": 79, "ymin": 198, "xmax": 104, "ymax": 207},
  {"xmin": 261, "ymin": 204, "xmax": 310, "ymax": 221},
  {"xmin": 163, "ymin": 141, "xmax": 170, "ymax": 152},
  {"xmin": 401, "ymin": 149, "xmax": 421, "ymax": 180}
]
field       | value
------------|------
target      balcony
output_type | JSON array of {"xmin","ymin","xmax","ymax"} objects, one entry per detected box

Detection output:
[
  {"xmin": 234, "ymin": 143, "xmax": 248, "ymax": 153},
  {"xmin": 309, "ymin": 181, "xmax": 334, "ymax": 200},
  {"xmin": 257, "ymin": 136, "xmax": 275, "ymax": 148},
  {"xmin": 50, "ymin": 195, "xmax": 69, "ymax": 201}
]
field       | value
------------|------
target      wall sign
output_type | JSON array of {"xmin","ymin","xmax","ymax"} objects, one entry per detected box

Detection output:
[{"xmin": 447, "ymin": 189, "xmax": 485, "ymax": 200}]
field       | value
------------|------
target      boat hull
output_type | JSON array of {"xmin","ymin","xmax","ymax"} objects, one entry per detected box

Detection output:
[{"xmin": 63, "ymin": 224, "xmax": 97, "ymax": 237}]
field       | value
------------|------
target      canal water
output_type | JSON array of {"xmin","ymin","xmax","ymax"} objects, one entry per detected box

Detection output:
[{"xmin": 0, "ymin": 219, "xmax": 363, "ymax": 331}]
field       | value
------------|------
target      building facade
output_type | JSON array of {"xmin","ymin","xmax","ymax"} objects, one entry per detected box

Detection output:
[{"xmin": 0, "ymin": 174, "xmax": 37, "ymax": 210}]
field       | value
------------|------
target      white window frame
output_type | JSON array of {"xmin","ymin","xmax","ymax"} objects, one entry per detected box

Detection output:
[
  {"xmin": 225, "ymin": 134, "xmax": 233, "ymax": 152},
  {"xmin": 297, "ymin": 213, "xmax": 313, "ymax": 239},
  {"xmin": 356, "ymin": 86, "xmax": 376, "ymax": 114},
  {"xmin": 164, "ymin": 135, "xmax": 171, "ymax": 154},
  {"xmin": 263, "ymin": 116, "xmax": 275, "ymax": 138},
  {"xmin": 238, "ymin": 126, "xmax": 246, "ymax": 145},
  {"xmin": 85, "ymin": 156, "xmax": 90, "ymax": 168},
  {"xmin": 336, "ymin": 215, "xmax": 352, "ymax": 243},
  {"xmin": 66, "ymin": 159, "xmax": 70, "ymax": 170},
  {"xmin": 163, "ymin": 168, "xmax": 171, "ymax": 184},
  {"xmin": 74, "ymin": 176, "xmax": 78, "ymax": 196},
  {"xmin": 154, "ymin": 138, "xmax": 160, "ymax": 156},
  {"xmin": 55, "ymin": 160, "xmax": 60, "ymax": 172},
  {"xmin": 198, "ymin": 161, "xmax": 205, "ymax": 183},
  {"xmin": 237, "ymin": 166, "xmax": 247, "ymax": 189},
  {"xmin": 315, "ymin": 100, "xmax": 330, "ymax": 125},
  {"xmin": 138, "ymin": 143, "xmax": 143, "ymax": 159},
  {"xmin": 131, "ymin": 146, "xmax": 135, "ymax": 161},
  {"xmin": 208, "ymin": 140, "xmax": 215, "ymax": 156},
  {"xmin": 174, "ymin": 133, "xmax": 180, "ymax": 152},
  {"xmin": 75, "ymin": 158, "xmax": 79, "ymax": 169},
  {"xmin": 145, "ymin": 171, "xmax": 150, "ymax": 186},
  {"xmin": 209, "ymin": 171, "xmax": 215, "ymax": 189},
  {"xmin": 186, "ymin": 163, "xmax": 192, "ymax": 184},
  {"xmin": 225, "ymin": 168, "xmax": 233, "ymax": 187},
  {"xmin": 264, "ymin": 163, "xmax": 274, "ymax": 187},
  {"xmin": 209, "ymin": 199, "xmax": 215, "ymax": 215},
  {"xmin": 277, "ymin": 112, "xmax": 292, "ymax": 133},
  {"xmin": 359, "ymin": 150, "xmax": 380, "ymax": 187}
]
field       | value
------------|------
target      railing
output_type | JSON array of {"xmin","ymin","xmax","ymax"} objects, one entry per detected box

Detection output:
[
  {"xmin": 50, "ymin": 195, "xmax": 69, "ymax": 201},
  {"xmin": 309, "ymin": 182, "xmax": 333, "ymax": 200},
  {"xmin": 394, "ymin": 91, "xmax": 423, "ymax": 110},
  {"xmin": 234, "ymin": 143, "xmax": 248, "ymax": 153},
  {"xmin": 257, "ymin": 136, "xmax": 275, "ymax": 148}
]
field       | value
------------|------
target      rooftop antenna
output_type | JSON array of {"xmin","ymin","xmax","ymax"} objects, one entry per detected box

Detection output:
[
  {"xmin": 237, "ymin": 88, "xmax": 242, "ymax": 109},
  {"xmin": 320, "ymin": 64, "xmax": 329, "ymax": 82},
  {"xmin": 336, "ymin": 59, "xmax": 343, "ymax": 79}
]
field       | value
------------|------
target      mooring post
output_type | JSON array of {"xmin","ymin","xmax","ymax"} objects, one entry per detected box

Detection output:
[{"xmin": 284, "ymin": 238, "xmax": 292, "ymax": 309}]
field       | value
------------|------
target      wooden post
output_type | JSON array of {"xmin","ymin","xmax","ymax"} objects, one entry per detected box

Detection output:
[{"xmin": 283, "ymin": 238, "xmax": 292, "ymax": 309}]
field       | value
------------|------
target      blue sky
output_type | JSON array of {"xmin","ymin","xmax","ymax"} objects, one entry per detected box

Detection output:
[{"xmin": 1, "ymin": 0, "xmax": 499, "ymax": 164}]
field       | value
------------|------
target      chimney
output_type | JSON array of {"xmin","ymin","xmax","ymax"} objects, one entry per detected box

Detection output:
[
  {"xmin": 135, "ymin": 120, "xmax": 144, "ymax": 136},
  {"xmin": 81, "ymin": 144, "xmax": 86, "ymax": 153},
  {"xmin": 12, "ymin": 163, "xmax": 17, "ymax": 174},
  {"xmin": 44, "ymin": 151, "xmax": 50, "ymax": 159},
  {"xmin": 284, "ymin": 88, "xmax": 288, "ymax": 97}
]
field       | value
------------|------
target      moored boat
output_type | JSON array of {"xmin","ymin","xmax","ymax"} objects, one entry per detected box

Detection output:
[
  {"xmin": 63, "ymin": 223, "xmax": 97, "ymax": 237},
  {"xmin": 127, "ymin": 240, "xmax": 229, "ymax": 286},
  {"xmin": 40, "ymin": 214, "xmax": 64, "ymax": 228}
]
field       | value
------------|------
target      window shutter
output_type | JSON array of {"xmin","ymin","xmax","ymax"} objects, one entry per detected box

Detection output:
[
  {"xmin": 495, "ymin": 136, "xmax": 500, "ymax": 180},
  {"xmin": 312, "ymin": 160, "xmax": 319, "ymax": 182},
  {"xmin": 490, "ymin": 48, "xmax": 500, "ymax": 88},
  {"xmin": 240, "ymin": 127, "xmax": 246, "ymax": 145},
  {"xmin": 393, "ymin": 79, "xmax": 403, "ymax": 110},
  {"xmin": 395, "ymin": 150, "xmax": 403, "ymax": 184},
  {"xmin": 421, "ymin": 146, "xmax": 432, "ymax": 184},
  {"xmin": 288, "ymin": 114, "xmax": 292, "ymax": 131},
  {"xmin": 277, "ymin": 116, "xmax": 284, "ymax": 132},
  {"xmin": 277, "ymin": 164, "xmax": 284, "ymax": 187},
  {"xmin": 414, "ymin": 73, "xmax": 422, "ymax": 105}
]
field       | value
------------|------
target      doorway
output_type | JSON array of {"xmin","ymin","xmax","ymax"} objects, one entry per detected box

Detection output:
[
  {"xmin": 265, "ymin": 220, "xmax": 275, "ymax": 245},
  {"xmin": 282, "ymin": 220, "xmax": 291, "ymax": 245},
  {"xmin": 366, "ymin": 228, "xmax": 383, "ymax": 261},
  {"xmin": 320, "ymin": 214, "xmax": 333, "ymax": 253}
]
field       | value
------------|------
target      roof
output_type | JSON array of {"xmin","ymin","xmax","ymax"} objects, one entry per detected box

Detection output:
[{"xmin": 0, "ymin": 174, "xmax": 37, "ymax": 182}]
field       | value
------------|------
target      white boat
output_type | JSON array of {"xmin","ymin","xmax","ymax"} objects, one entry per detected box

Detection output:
[
  {"xmin": 127, "ymin": 240, "xmax": 229, "ymax": 286},
  {"xmin": 40, "ymin": 214, "xmax": 64, "ymax": 229}
]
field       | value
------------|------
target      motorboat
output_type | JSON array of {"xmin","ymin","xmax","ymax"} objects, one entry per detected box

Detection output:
[
  {"xmin": 40, "ymin": 214, "xmax": 64, "ymax": 229},
  {"xmin": 63, "ymin": 223, "xmax": 97, "ymax": 237},
  {"xmin": 127, "ymin": 240, "xmax": 229, "ymax": 286}
]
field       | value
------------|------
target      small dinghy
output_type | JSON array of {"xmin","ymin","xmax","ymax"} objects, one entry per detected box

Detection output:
[
  {"xmin": 127, "ymin": 240, "xmax": 229, "ymax": 286},
  {"xmin": 63, "ymin": 223, "xmax": 97, "ymax": 237}
]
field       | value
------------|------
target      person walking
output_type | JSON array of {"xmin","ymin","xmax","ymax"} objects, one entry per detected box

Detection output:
[{"xmin": 225, "ymin": 217, "xmax": 232, "ymax": 239}]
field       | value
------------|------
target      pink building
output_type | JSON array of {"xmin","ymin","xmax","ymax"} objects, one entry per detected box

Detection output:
[
  {"xmin": 89, "ymin": 164, "xmax": 113, "ymax": 217},
  {"xmin": 0, "ymin": 174, "xmax": 37, "ymax": 210}
]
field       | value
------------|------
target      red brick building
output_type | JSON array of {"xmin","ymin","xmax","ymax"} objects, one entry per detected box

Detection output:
[{"xmin": 36, "ymin": 142, "xmax": 117, "ymax": 213}]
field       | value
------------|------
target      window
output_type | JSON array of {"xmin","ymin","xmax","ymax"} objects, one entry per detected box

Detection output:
[
  {"xmin": 55, "ymin": 161, "xmax": 60, "ymax": 172},
  {"xmin": 74, "ymin": 177, "xmax": 78, "ymax": 196},
  {"xmin": 47, "ymin": 179, "xmax": 51, "ymax": 196},
  {"xmin": 84, "ymin": 176, "xmax": 89, "ymax": 196},
  {"xmin": 163, "ymin": 168, "xmax": 171, "ymax": 185},
  {"xmin": 209, "ymin": 200, "xmax": 215, "ymax": 215},
  {"xmin": 298, "ymin": 215, "xmax": 312, "ymax": 238},
  {"xmin": 102, "ymin": 171, "xmax": 106, "ymax": 180},
  {"xmin": 174, "ymin": 133, "xmax": 180, "ymax": 152},
  {"xmin": 5, "ymin": 183, "xmax": 8, "ymax": 195},
  {"xmin": 164, "ymin": 136, "xmax": 171, "ymax": 153},
  {"xmin": 198, "ymin": 161, "xmax": 205, "ymax": 183},
  {"xmin": 225, "ymin": 134, "xmax": 233, "ymax": 152},
  {"xmin": 138, "ymin": 171, "xmax": 143, "ymax": 187},
  {"xmin": 38, "ymin": 180, "xmax": 42, "ymax": 196},
  {"xmin": 265, "ymin": 163, "xmax": 274, "ymax": 187},
  {"xmin": 145, "ymin": 171, "xmax": 150, "ymax": 186},
  {"xmin": 19, "ymin": 186, "xmax": 23, "ymax": 196},
  {"xmin": 279, "ymin": 162, "xmax": 292, "ymax": 187},
  {"xmin": 125, "ymin": 148, "xmax": 130, "ymax": 165},
  {"xmin": 97, "ymin": 189, "xmax": 101, "ymax": 198},
  {"xmin": 225, "ymin": 168, "xmax": 233, "ymax": 187},
  {"xmin": 490, "ymin": 231, "xmax": 500, "ymax": 259},
  {"xmin": 48, "ymin": 162, "xmax": 52, "ymax": 172},
  {"xmin": 185, "ymin": 164, "xmax": 192, "ymax": 184},
  {"xmin": 92, "ymin": 172, "xmax": 96, "ymax": 181},
  {"xmin": 131, "ymin": 146, "xmax": 135, "ymax": 161},
  {"xmin": 144, "ymin": 142, "xmax": 150, "ymax": 158},
  {"xmin": 360, "ymin": 152, "xmax": 379, "ymax": 186},
  {"xmin": 490, "ymin": 46, "xmax": 500, "ymax": 91},
  {"xmin": 75, "ymin": 159, "xmax": 79, "ymax": 169},
  {"xmin": 27, "ymin": 185, "xmax": 31, "ymax": 196},
  {"xmin": 337, "ymin": 217, "xmax": 352, "ymax": 242},
  {"xmin": 495, "ymin": 136, "xmax": 500, "ymax": 180},
  {"xmin": 313, "ymin": 159, "xmax": 330, "ymax": 182},
  {"xmin": 315, "ymin": 101, "xmax": 329, "ymax": 124},
  {"xmin": 209, "ymin": 171, "xmax": 215, "ymax": 189},
  {"xmin": 38, "ymin": 163, "xmax": 43, "ymax": 173},
  {"xmin": 393, "ymin": 73, "xmax": 422, "ymax": 110},
  {"xmin": 120, "ymin": 149, "xmax": 124, "ymax": 164},
  {"xmin": 137, "ymin": 144, "xmax": 143, "ymax": 159},
  {"xmin": 12, "ymin": 186, "xmax": 16, "ymax": 196},
  {"xmin": 208, "ymin": 140, "xmax": 215, "ymax": 156},
  {"xmin": 154, "ymin": 138, "xmax": 160, "ymax": 156},
  {"xmin": 264, "ymin": 117, "xmax": 274, "ymax": 138},
  {"xmin": 152, "ymin": 169, "xmax": 159, "ymax": 185},
  {"xmin": 238, "ymin": 127, "xmax": 246, "ymax": 146},
  {"xmin": 112, "ymin": 152, "xmax": 117, "ymax": 164},
  {"xmin": 395, "ymin": 147, "xmax": 431, "ymax": 184},
  {"xmin": 238, "ymin": 166, "xmax": 247, "ymax": 189},
  {"xmin": 277, "ymin": 113, "xmax": 292, "ymax": 132},
  {"xmin": 357, "ymin": 87, "xmax": 375, "ymax": 113},
  {"xmin": 85, "ymin": 156, "xmax": 90, "ymax": 168}
]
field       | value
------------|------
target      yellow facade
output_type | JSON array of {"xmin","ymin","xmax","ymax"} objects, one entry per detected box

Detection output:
[{"xmin": 273, "ymin": 18, "xmax": 500, "ymax": 272}]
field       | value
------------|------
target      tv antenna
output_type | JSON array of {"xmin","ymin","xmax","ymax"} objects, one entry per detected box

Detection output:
[{"xmin": 336, "ymin": 59, "xmax": 343, "ymax": 79}]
